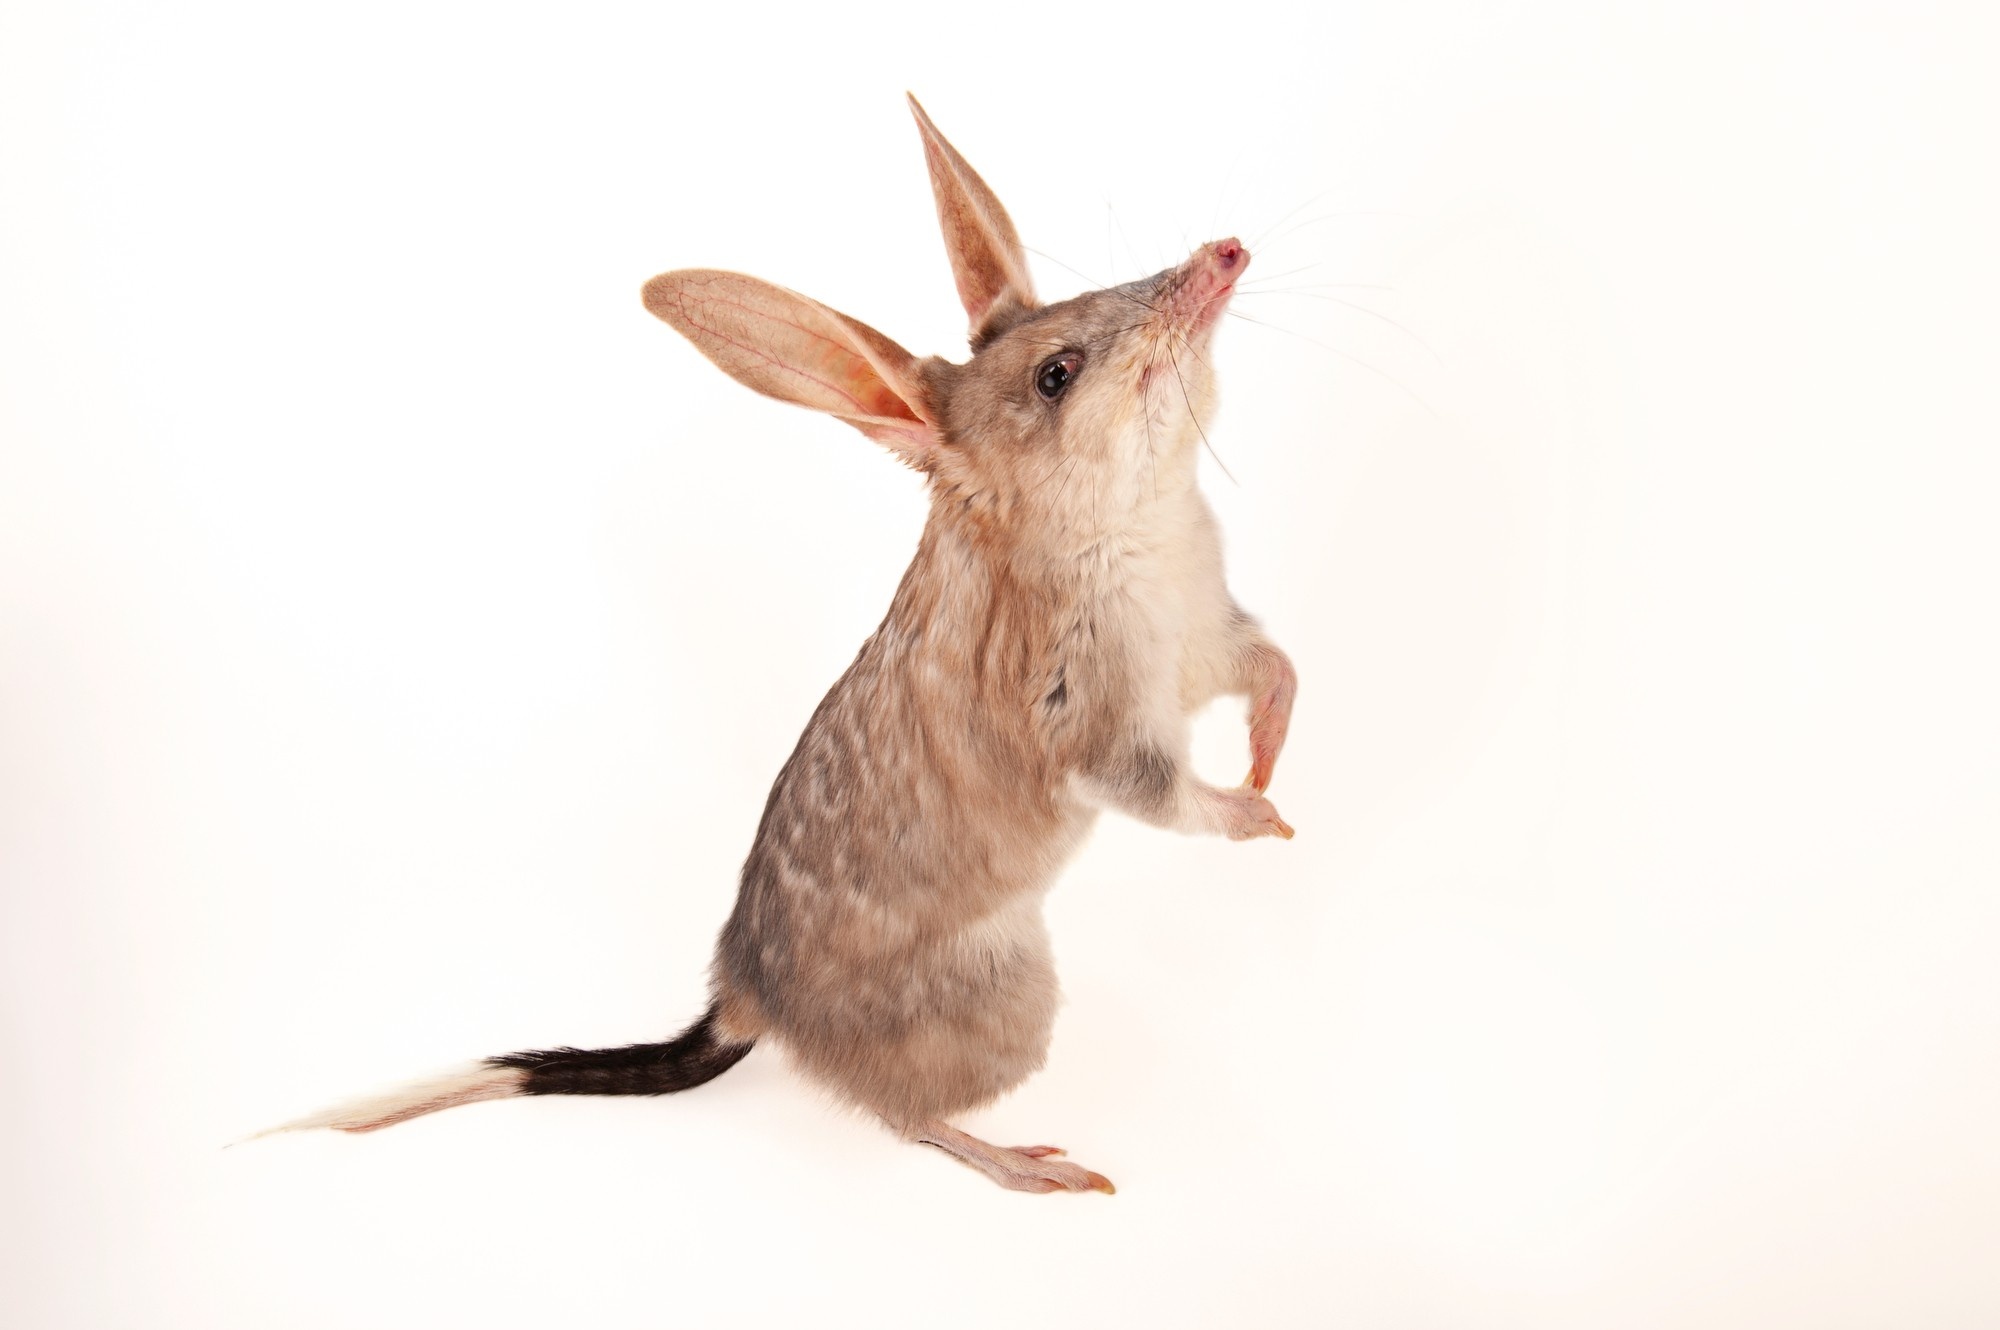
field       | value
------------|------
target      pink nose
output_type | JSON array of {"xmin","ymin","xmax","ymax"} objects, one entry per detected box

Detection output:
[{"xmin": 1209, "ymin": 238, "xmax": 1246, "ymax": 274}]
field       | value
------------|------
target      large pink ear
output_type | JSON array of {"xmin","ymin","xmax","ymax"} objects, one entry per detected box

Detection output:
[
  {"xmin": 642, "ymin": 269, "xmax": 941, "ymax": 466},
  {"xmin": 907, "ymin": 94, "xmax": 1037, "ymax": 343}
]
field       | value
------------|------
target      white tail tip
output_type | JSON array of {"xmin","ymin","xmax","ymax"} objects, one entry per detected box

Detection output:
[{"xmin": 242, "ymin": 1063, "xmax": 528, "ymax": 1143}]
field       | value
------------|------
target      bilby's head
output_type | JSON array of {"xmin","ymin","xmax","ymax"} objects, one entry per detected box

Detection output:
[{"xmin": 644, "ymin": 95, "xmax": 1247, "ymax": 560}]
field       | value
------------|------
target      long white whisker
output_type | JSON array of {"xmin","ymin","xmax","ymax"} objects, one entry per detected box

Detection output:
[
  {"xmin": 1225, "ymin": 309, "xmax": 1443, "ymax": 419},
  {"xmin": 1164, "ymin": 340, "xmax": 1236, "ymax": 486},
  {"xmin": 1237, "ymin": 290, "xmax": 1445, "ymax": 367}
]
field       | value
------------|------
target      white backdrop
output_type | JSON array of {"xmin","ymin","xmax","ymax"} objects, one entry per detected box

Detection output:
[{"xmin": 4, "ymin": 2, "xmax": 1997, "ymax": 1327}]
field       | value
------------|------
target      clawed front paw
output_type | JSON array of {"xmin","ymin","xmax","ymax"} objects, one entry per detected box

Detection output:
[{"xmin": 1210, "ymin": 785, "xmax": 1295, "ymax": 841}]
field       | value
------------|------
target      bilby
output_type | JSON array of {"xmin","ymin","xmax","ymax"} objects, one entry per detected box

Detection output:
[{"xmin": 268, "ymin": 96, "xmax": 1297, "ymax": 1195}]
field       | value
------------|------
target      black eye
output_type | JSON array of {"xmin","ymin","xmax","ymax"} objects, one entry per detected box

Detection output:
[{"xmin": 1036, "ymin": 354, "xmax": 1081, "ymax": 401}]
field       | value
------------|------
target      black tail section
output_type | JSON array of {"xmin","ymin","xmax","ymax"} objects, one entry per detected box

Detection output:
[{"xmin": 487, "ymin": 1005, "xmax": 753, "ymax": 1097}]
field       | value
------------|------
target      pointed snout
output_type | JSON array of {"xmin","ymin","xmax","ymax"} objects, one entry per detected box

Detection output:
[
  {"xmin": 1163, "ymin": 238, "xmax": 1250, "ymax": 334},
  {"xmin": 1204, "ymin": 237, "xmax": 1248, "ymax": 279},
  {"xmin": 1183, "ymin": 238, "xmax": 1249, "ymax": 297}
]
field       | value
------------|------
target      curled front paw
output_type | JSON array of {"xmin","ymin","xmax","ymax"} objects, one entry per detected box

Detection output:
[{"xmin": 1210, "ymin": 785, "xmax": 1295, "ymax": 841}]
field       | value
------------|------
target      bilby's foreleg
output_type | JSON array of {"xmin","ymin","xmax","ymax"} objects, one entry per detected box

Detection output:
[
  {"xmin": 1073, "ymin": 736, "xmax": 1293, "ymax": 841},
  {"xmin": 1239, "ymin": 636, "xmax": 1296, "ymax": 794}
]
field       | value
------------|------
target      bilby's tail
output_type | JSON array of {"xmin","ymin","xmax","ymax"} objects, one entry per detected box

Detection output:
[
  {"xmin": 489, "ymin": 1007, "xmax": 753, "ymax": 1097},
  {"xmin": 257, "ymin": 1005, "xmax": 754, "ymax": 1137}
]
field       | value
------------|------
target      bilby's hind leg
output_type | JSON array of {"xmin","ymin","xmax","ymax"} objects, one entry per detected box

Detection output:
[{"xmin": 905, "ymin": 1119, "xmax": 1116, "ymax": 1195}]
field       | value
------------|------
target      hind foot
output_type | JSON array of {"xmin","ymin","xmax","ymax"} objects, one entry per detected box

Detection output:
[{"xmin": 908, "ymin": 1120, "xmax": 1115, "ymax": 1195}]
